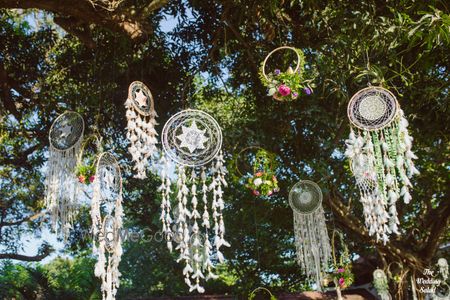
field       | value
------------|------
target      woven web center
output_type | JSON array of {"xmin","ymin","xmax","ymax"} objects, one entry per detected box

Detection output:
[
  {"xmin": 358, "ymin": 95, "xmax": 386, "ymax": 121},
  {"xmin": 298, "ymin": 191, "xmax": 312, "ymax": 204}
]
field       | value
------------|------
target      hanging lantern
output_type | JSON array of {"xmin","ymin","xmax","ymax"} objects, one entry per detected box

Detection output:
[
  {"xmin": 46, "ymin": 111, "xmax": 84, "ymax": 240},
  {"xmin": 91, "ymin": 152, "xmax": 123, "ymax": 300},
  {"xmin": 373, "ymin": 269, "xmax": 391, "ymax": 300},
  {"xmin": 289, "ymin": 180, "xmax": 331, "ymax": 290},
  {"xmin": 125, "ymin": 81, "xmax": 158, "ymax": 179},
  {"xmin": 260, "ymin": 46, "xmax": 313, "ymax": 101},
  {"xmin": 345, "ymin": 86, "xmax": 419, "ymax": 244},
  {"xmin": 159, "ymin": 109, "xmax": 229, "ymax": 293}
]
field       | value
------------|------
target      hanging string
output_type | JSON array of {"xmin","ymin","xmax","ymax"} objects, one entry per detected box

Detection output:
[{"xmin": 363, "ymin": 47, "xmax": 372, "ymax": 87}]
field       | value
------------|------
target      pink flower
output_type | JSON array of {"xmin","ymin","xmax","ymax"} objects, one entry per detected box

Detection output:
[
  {"xmin": 78, "ymin": 175, "xmax": 86, "ymax": 184},
  {"xmin": 278, "ymin": 84, "xmax": 291, "ymax": 96},
  {"xmin": 338, "ymin": 278, "xmax": 345, "ymax": 286},
  {"xmin": 337, "ymin": 268, "xmax": 345, "ymax": 273},
  {"xmin": 255, "ymin": 171, "xmax": 263, "ymax": 177},
  {"xmin": 89, "ymin": 176, "xmax": 95, "ymax": 183},
  {"xmin": 267, "ymin": 190, "xmax": 273, "ymax": 196},
  {"xmin": 252, "ymin": 190, "xmax": 260, "ymax": 196}
]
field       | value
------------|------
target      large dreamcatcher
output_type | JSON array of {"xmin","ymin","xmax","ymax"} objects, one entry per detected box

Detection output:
[
  {"xmin": 159, "ymin": 109, "xmax": 229, "ymax": 293},
  {"xmin": 91, "ymin": 152, "xmax": 123, "ymax": 300},
  {"xmin": 289, "ymin": 180, "xmax": 331, "ymax": 290},
  {"xmin": 45, "ymin": 111, "xmax": 85, "ymax": 240},
  {"xmin": 125, "ymin": 81, "xmax": 158, "ymax": 179},
  {"xmin": 344, "ymin": 86, "xmax": 419, "ymax": 244}
]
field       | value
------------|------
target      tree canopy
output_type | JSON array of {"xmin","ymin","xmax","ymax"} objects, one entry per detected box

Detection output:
[{"xmin": 0, "ymin": 0, "xmax": 449, "ymax": 298}]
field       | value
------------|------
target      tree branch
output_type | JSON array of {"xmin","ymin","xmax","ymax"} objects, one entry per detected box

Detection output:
[{"xmin": 0, "ymin": 249, "xmax": 52, "ymax": 262}]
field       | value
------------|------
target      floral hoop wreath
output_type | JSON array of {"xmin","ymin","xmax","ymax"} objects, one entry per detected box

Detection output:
[
  {"xmin": 329, "ymin": 230, "xmax": 354, "ymax": 290},
  {"xmin": 75, "ymin": 134, "xmax": 103, "ymax": 185},
  {"xmin": 248, "ymin": 287, "xmax": 277, "ymax": 300},
  {"xmin": 260, "ymin": 46, "xmax": 312, "ymax": 101},
  {"xmin": 234, "ymin": 146, "xmax": 279, "ymax": 197}
]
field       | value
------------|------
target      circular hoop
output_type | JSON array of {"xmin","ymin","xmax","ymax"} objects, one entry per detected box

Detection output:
[
  {"xmin": 234, "ymin": 146, "xmax": 266, "ymax": 177},
  {"xmin": 127, "ymin": 81, "xmax": 155, "ymax": 116},
  {"xmin": 373, "ymin": 269, "xmax": 388, "ymax": 280},
  {"xmin": 262, "ymin": 46, "xmax": 301, "ymax": 81},
  {"xmin": 161, "ymin": 109, "xmax": 222, "ymax": 167},
  {"xmin": 76, "ymin": 134, "xmax": 103, "ymax": 166},
  {"xmin": 347, "ymin": 86, "xmax": 399, "ymax": 131},
  {"xmin": 289, "ymin": 180, "xmax": 322, "ymax": 215},
  {"xmin": 49, "ymin": 111, "xmax": 84, "ymax": 151},
  {"xmin": 95, "ymin": 152, "xmax": 122, "ymax": 205}
]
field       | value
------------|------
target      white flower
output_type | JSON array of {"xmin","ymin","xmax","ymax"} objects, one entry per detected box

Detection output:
[{"xmin": 253, "ymin": 178, "xmax": 263, "ymax": 186}]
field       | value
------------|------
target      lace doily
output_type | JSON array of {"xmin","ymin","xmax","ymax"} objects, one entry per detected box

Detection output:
[
  {"xmin": 289, "ymin": 180, "xmax": 322, "ymax": 214},
  {"xmin": 347, "ymin": 87, "xmax": 398, "ymax": 130},
  {"xmin": 49, "ymin": 111, "xmax": 84, "ymax": 151},
  {"xmin": 162, "ymin": 109, "xmax": 222, "ymax": 167}
]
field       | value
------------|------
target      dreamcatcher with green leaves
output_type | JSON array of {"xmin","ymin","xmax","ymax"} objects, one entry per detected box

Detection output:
[
  {"xmin": 233, "ymin": 147, "xmax": 279, "ymax": 197},
  {"xmin": 260, "ymin": 46, "xmax": 313, "ymax": 101}
]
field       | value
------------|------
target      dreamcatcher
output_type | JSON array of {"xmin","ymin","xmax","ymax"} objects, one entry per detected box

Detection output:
[
  {"xmin": 345, "ymin": 86, "xmax": 419, "ymax": 244},
  {"xmin": 159, "ymin": 109, "xmax": 229, "ymax": 293},
  {"xmin": 259, "ymin": 46, "xmax": 313, "ymax": 101},
  {"xmin": 289, "ymin": 180, "xmax": 331, "ymax": 290},
  {"xmin": 233, "ymin": 147, "xmax": 279, "ymax": 197},
  {"xmin": 125, "ymin": 81, "xmax": 158, "ymax": 179},
  {"xmin": 91, "ymin": 152, "xmax": 123, "ymax": 300},
  {"xmin": 45, "ymin": 111, "xmax": 84, "ymax": 240},
  {"xmin": 373, "ymin": 269, "xmax": 391, "ymax": 300}
]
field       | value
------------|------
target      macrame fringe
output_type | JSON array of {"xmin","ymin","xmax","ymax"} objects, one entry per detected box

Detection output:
[
  {"xmin": 45, "ymin": 140, "xmax": 82, "ymax": 241},
  {"xmin": 125, "ymin": 98, "xmax": 158, "ymax": 179},
  {"xmin": 159, "ymin": 151, "xmax": 229, "ymax": 293},
  {"xmin": 293, "ymin": 206, "xmax": 331, "ymax": 290},
  {"xmin": 345, "ymin": 110, "xmax": 419, "ymax": 243}
]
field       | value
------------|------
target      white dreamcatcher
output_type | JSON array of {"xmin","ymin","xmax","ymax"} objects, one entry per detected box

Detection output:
[
  {"xmin": 159, "ymin": 109, "xmax": 229, "ymax": 293},
  {"xmin": 373, "ymin": 269, "xmax": 391, "ymax": 300},
  {"xmin": 45, "ymin": 111, "xmax": 84, "ymax": 240},
  {"xmin": 289, "ymin": 180, "xmax": 331, "ymax": 291},
  {"xmin": 91, "ymin": 152, "xmax": 123, "ymax": 300},
  {"xmin": 345, "ymin": 86, "xmax": 419, "ymax": 244},
  {"xmin": 125, "ymin": 81, "xmax": 158, "ymax": 179}
]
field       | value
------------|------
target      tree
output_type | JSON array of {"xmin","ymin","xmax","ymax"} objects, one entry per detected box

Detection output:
[{"xmin": 0, "ymin": 0, "xmax": 449, "ymax": 298}]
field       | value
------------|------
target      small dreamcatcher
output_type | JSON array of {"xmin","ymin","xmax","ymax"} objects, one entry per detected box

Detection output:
[
  {"xmin": 327, "ymin": 230, "xmax": 354, "ymax": 300},
  {"xmin": 373, "ymin": 269, "xmax": 391, "ymax": 300},
  {"xmin": 260, "ymin": 46, "xmax": 313, "ymax": 101},
  {"xmin": 91, "ymin": 152, "xmax": 123, "ymax": 300},
  {"xmin": 125, "ymin": 81, "xmax": 158, "ymax": 179},
  {"xmin": 234, "ymin": 147, "xmax": 279, "ymax": 197},
  {"xmin": 75, "ymin": 134, "xmax": 103, "ymax": 186},
  {"xmin": 344, "ymin": 86, "xmax": 419, "ymax": 244},
  {"xmin": 159, "ymin": 109, "xmax": 229, "ymax": 293},
  {"xmin": 45, "ymin": 111, "xmax": 84, "ymax": 240},
  {"xmin": 289, "ymin": 180, "xmax": 331, "ymax": 290}
]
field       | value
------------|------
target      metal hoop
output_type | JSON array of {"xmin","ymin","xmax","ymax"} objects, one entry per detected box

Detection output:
[{"xmin": 262, "ymin": 46, "xmax": 301, "ymax": 81}]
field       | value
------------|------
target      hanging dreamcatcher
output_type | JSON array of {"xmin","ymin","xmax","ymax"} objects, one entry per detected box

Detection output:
[
  {"xmin": 289, "ymin": 180, "xmax": 331, "ymax": 290},
  {"xmin": 159, "ymin": 109, "xmax": 229, "ymax": 293},
  {"xmin": 233, "ymin": 147, "xmax": 279, "ymax": 197},
  {"xmin": 373, "ymin": 269, "xmax": 391, "ymax": 300},
  {"xmin": 345, "ymin": 86, "xmax": 419, "ymax": 244},
  {"xmin": 91, "ymin": 152, "xmax": 123, "ymax": 300},
  {"xmin": 45, "ymin": 111, "xmax": 85, "ymax": 240},
  {"xmin": 125, "ymin": 81, "xmax": 158, "ymax": 179},
  {"xmin": 259, "ymin": 46, "xmax": 313, "ymax": 101}
]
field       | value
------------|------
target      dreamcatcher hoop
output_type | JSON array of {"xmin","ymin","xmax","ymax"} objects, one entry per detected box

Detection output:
[
  {"xmin": 347, "ymin": 86, "xmax": 399, "ymax": 131},
  {"xmin": 234, "ymin": 146, "xmax": 276, "ymax": 177},
  {"xmin": 76, "ymin": 134, "xmax": 103, "ymax": 166},
  {"xmin": 127, "ymin": 81, "xmax": 155, "ymax": 117},
  {"xmin": 49, "ymin": 111, "xmax": 85, "ymax": 151},
  {"xmin": 289, "ymin": 180, "xmax": 323, "ymax": 215},
  {"xmin": 95, "ymin": 152, "xmax": 122, "ymax": 204},
  {"xmin": 161, "ymin": 109, "xmax": 222, "ymax": 167},
  {"xmin": 262, "ymin": 46, "xmax": 301, "ymax": 81}
]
